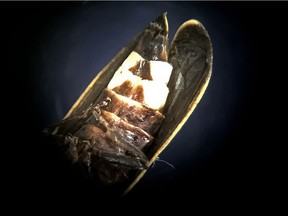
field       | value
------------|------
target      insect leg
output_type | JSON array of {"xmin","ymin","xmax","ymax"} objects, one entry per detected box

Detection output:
[{"xmin": 72, "ymin": 123, "xmax": 148, "ymax": 170}]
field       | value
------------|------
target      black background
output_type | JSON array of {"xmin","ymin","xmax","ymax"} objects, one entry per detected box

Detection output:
[{"xmin": 2, "ymin": 1, "xmax": 285, "ymax": 209}]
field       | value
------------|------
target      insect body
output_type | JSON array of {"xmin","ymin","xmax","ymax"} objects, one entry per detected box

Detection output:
[
  {"xmin": 43, "ymin": 13, "xmax": 213, "ymax": 193},
  {"xmin": 45, "ymin": 16, "xmax": 172, "ymax": 184}
]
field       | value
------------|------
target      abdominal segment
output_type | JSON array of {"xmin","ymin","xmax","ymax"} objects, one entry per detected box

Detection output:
[
  {"xmin": 52, "ymin": 54, "xmax": 172, "ymax": 184},
  {"xmin": 84, "ymin": 50, "xmax": 172, "ymax": 184},
  {"xmin": 46, "ymin": 15, "xmax": 173, "ymax": 184}
]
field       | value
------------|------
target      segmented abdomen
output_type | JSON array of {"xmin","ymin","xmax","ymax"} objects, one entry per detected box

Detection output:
[
  {"xmin": 87, "ymin": 49, "xmax": 172, "ymax": 183},
  {"xmin": 45, "ymin": 18, "xmax": 173, "ymax": 184}
]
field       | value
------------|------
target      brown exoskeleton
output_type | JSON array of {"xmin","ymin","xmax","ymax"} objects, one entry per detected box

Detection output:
[{"xmin": 43, "ymin": 12, "xmax": 213, "ymax": 194}]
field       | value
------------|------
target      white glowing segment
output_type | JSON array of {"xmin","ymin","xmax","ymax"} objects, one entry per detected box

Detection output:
[
  {"xmin": 141, "ymin": 80, "xmax": 169, "ymax": 110},
  {"xmin": 107, "ymin": 51, "xmax": 173, "ymax": 110},
  {"xmin": 108, "ymin": 71, "xmax": 169, "ymax": 110},
  {"xmin": 107, "ymin": 68, "xmax": 141, "ymax": 90},
  {"xmin": 107, "ymin": 51, "xmax": 143, "ymax": 89},
  {"xmin": 149, "ymin": 61, "xmax": 173, "ymax": 84},
  {"xmin": 121, "ymin": 51, "xmax": 144, "ymax": 70},
  {"xmin": 110, "ymin": 90, "xmax": 144, "ymax": 108}
]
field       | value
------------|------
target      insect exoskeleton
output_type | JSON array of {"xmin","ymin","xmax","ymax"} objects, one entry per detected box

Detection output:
[
  {"xmin": 43, "ymin": 12, "xmax": 213, "ymax": 195},
  {"xmin": 80, "ymin": 48, "xmax": 173, "ymax": 183}
]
